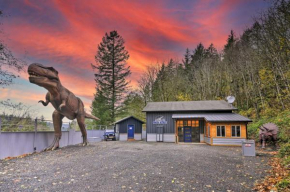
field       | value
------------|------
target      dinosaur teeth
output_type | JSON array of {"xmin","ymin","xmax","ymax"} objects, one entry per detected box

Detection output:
[{"xmin": 29, "ymin": 72, "xmax": 40, "ymax": 77}]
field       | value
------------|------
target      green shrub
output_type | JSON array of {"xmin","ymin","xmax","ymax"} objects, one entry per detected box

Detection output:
[
  {"xmin": 276, "ymin": 178, "xmax": 290, "ymax": 191},
  {"xmin": 279, "ymin": 143, "xmax": 290, "ymax": 158},
  {"xmin": 282, "ymin": 156, "xmax": 290, "ymax": 167},
  {"xmin": 245, "ymin": 110, "xmax": 290, "ymax": 144},
  {"xmin": 247, "ymin": 119, "xmax": 268, "ymax": 141}
]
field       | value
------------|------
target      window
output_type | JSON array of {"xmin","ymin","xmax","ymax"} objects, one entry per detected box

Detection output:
[
  {"xmin": 177, "ymin": 120, "xmax": 183, "ymax": 127},
  {"xmin": 231, "ymin": 125, "xmax": 241, "ymax": 137},
  {"xmin": 176, "ymin": 120, "xmax": 199, "ymax": 127},
  {"xmin": 217, "ymin": 126, "xmax": 226, "ymax": 137},
  {"xmin": 192, "ymin": 120, "xmax": 199, "ymax": 127}
]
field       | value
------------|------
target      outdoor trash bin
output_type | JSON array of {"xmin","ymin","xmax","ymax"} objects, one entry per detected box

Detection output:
[{"xmin": 242, "ymin": 140, "xmax": 256, "ymax": 156}]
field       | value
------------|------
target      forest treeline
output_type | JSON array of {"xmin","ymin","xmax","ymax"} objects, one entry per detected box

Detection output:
[{"xmin": 122, "ymin": 0, "xmax": 290, "ymax": 123}]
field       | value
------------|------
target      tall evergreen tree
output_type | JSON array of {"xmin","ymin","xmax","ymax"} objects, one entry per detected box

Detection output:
[
  {"xmin": 91, "ymin": 90, "xmax": 111, "ymax": 125},
  {"xmin": 182, "ymin": 48, "xmax": 191, "ymax": 70},
  {"xmin": 224, "ymin": 30, "xmax": 236, "ymax": 52},
  {"xmin": 91, "ymin": 30, "xmax": 130, "ymax": 124},
  {"xmin": 191, "ymin": 43, "xmax": 205, "ymax": 65}
]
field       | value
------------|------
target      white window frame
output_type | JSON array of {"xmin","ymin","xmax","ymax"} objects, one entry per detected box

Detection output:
[
  {"xmin": 231, "ymin": 125, "xmax": 241, "ymax": 137},
  {"xmin": 216, "ymin": 125, "xmax": 226, "ymax": 137}
]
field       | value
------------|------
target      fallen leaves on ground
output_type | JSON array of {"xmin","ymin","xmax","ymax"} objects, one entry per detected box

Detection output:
[
  {"xmin": 253, "ymin": 152, "xmax": 290, "ymax": 192},
  {"xmin": 4, "ymin": 153, "xmax": 32, "ymax": 160}
]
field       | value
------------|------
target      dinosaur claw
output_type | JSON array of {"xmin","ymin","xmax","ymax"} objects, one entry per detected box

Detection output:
[
  {"xmin": 82, "ymin": 136, "xmax": 88, "ymax": 146},
  {"xmin": 52, "ymin": 146, "xmax": 59, "ymax": 151},
  {"xmin": 59, "ymin": 103, "xmax": 65, "ymax": 111},
  {"xmin": 44, "ymin": 136, "xmax": 60, "ymax": 151},
  {"xmin": 44, "ymin": 147, "xmax": 52, "ymax": 151}
]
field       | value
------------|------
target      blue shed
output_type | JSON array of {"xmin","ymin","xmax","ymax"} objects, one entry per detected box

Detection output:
[{"xmin": 114, "ymin": 116, "xmax": 145, "ymax": 141}]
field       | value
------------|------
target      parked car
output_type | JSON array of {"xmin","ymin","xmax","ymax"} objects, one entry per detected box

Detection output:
[{"xmin": 103, "ymin": 131, "xmax": 116, "ymax": 141}]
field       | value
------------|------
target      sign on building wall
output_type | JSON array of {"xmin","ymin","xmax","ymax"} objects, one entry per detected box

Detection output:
[{"xmin": 153, "ymin": 116, "xmax": 167, "ymax": 124}]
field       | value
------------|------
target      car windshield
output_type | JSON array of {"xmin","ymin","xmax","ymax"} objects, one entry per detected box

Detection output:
[{"xmin": 105, "ymin": 132, "xmax": 114, "ymax": 135}]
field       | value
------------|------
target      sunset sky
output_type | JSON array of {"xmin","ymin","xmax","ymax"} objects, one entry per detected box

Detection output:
[{"xmin": 0, "ymin": 0, "xmax": 271, "ymax": 120}]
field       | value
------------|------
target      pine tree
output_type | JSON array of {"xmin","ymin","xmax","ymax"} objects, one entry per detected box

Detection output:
[
  {"xmin": 182, "ymin": 48, "xmax": 191, "ymax": 70},
  {"xmin": 91, "ymin": 30, "xmax": 130, "ymax": 124},
  {"xmin": 91, "ymin": 89, "xmax": 111, "ymax": 125},
  {"xmin": 119, "ymin": 91, "xmax": 145, "ymax": 121},
  {"xmin": 224, "ymin": 30, "xmax": 236, "ymax": 52},
  {"xmin": 191, "ymin": 43, "xmax": 205, "ymax": 65}
]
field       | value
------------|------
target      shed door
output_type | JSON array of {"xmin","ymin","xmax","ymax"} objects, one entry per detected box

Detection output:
[
  {"xmin": 156, "ymin": 126, "xmax": 163, "ymax": 142},
  {"xmin": 128, "ymin": 125, "xmax": 135, "ymax": 139}
]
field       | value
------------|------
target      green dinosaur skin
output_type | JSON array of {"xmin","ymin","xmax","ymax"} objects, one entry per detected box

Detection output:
[{"xmin": 28, "ymin": 63, "xmax": 99, "ymax": 151}]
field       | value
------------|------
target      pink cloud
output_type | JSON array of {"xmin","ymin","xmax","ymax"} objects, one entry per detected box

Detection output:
[{"xmin": 1, "ymin": 0, "xmax": 268, "ymax": 119}]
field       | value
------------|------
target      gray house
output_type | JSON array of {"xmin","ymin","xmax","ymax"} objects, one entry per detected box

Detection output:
[
  {"xmin": 114, "ymin": 116, "xmax": 144, "ymax": 141},
  {"xmin": 142, "ymin": 100, "xmax": 252, "ymax": 146}
]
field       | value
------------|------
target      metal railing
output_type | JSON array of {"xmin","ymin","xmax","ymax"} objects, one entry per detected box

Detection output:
[
  {"xmin": 0, "ymin": 117, "xmax": 72, "ymax": 132},
  {"xmin": 0, "ymin": 117, "xmax": 113, "ymax": 132}
]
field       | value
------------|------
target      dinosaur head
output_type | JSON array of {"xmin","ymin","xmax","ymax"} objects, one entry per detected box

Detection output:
[{"xmin": 28, "ymin": 63, "xmax": 60, "ymax": 88}]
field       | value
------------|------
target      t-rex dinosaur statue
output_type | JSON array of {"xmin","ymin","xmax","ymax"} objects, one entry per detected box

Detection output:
[{"xmin": 28, "ymin": 63, "xmax": 99, "ymax": 150}]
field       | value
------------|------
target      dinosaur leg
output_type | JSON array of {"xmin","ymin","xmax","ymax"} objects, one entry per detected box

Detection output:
[
  {"xmin": 45, "ymin": 110, "xmax": 64, "ymax": 151},
  {"xmin": 261, "ymin": 134, "xmax": 265, "ymax": 149},
  {"xmin": 272, "ymin": 135, "xmax": 277, "ymax": 149},
  {"xmin": 77, "ymin": 115, "xmax": 88, "ymax": 146}
]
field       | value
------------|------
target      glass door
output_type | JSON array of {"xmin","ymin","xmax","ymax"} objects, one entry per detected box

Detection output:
[{"xmin": 156, "ymin": 126, "xmax": 163, "ymax": 142}]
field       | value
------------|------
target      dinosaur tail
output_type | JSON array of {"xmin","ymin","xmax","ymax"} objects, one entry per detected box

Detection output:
[{"xmin": 85, "ymin": 112, "xmax": 100, "ymax": 121}]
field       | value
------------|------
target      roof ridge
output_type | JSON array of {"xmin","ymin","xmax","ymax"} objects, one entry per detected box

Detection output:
[
  {"xmin": 143, "ymin": 100, "xmax": 237, "ymax": 112},
  {"xmin": 114, "ymin": 116, "xmax": 145, "ymax": 124}
]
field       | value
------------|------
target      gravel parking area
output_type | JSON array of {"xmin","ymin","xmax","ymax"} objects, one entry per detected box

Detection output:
[{"xmin": 0, "ymin": 141, "xmax": 270, "ymax": 192}]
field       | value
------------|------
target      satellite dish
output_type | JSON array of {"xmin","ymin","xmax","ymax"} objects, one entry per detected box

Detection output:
[{"xmin": 226, "ymin": 96, "xmax": 235, "ymax": 104}]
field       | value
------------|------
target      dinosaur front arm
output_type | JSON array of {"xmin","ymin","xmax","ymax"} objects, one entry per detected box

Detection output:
[
  {"xmin": 38, "ymin": 100, "xmax": 49, "ymax": 106},
  {"xmin": 38, "ymin": 92, "xmax": 50, "ymax": 107}
]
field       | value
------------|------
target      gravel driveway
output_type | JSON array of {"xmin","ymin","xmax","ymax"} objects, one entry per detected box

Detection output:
[{"xmin": 0, "ymin": 141, "xmax": 270, "ymax": 192}]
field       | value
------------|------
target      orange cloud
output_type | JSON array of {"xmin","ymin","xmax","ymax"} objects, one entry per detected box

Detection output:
[{"xmin": 1, "ymin": 0, "xmax": 268, "ymax": 120}]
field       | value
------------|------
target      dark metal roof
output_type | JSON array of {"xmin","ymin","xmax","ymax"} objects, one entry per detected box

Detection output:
[
  {"xmin": 114, "ymin": 116, "xmax": 145, "ymax": 124},
  {"xmin": 142, "ymin": 100, "xmax": 237, "ymax": 112},
  {"xmin": 172, "ymin": 113, "xmax": 252, "ymax": 122}
]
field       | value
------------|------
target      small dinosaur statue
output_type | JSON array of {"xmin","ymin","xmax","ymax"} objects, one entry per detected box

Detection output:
[{"xmin": 28, "ymin": 63, "xmax": 99, "ymax": 150}]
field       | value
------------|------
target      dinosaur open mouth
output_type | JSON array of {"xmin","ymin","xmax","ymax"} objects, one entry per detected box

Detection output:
[{"xmin": 28, "ymin": 71, "xmax": 42, "ymax": 78}]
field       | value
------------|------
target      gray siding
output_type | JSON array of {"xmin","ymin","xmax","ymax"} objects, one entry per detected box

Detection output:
[
  {"xmin": 118, "ymin": 117, "xmax": 143, "ymax": 133},
  {"xmin": 146, "ymin": 112, "xmax": 175, "ymax": 133},
  {"xmin": 205, "ymin": 136, "xmax": 211, "ymax": 144},
  {"xmin": 212, "ymin": 138, "xmax": 246, "ymax": 145},
  {"xmin": 146, "ymin": 112, "xmax": 205, "ymax": 134}
]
